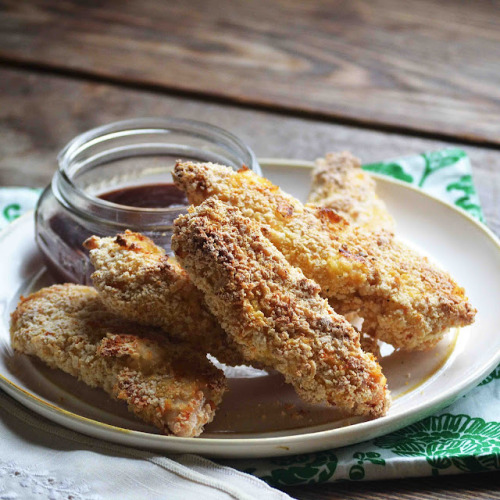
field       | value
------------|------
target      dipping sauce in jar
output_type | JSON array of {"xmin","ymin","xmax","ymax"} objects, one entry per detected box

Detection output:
[
  {"xmin": 35, "ymin": 118, "xmax": 260, "ymax": 284},
  {"xmin": 99, "ymin": 183, "xmax": 187, "ymax": 209}
]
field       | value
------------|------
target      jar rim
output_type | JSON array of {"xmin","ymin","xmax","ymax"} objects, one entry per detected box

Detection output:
[{"xmin": 54, "ymin": 117, "xmax": 260, "ymax": 222}]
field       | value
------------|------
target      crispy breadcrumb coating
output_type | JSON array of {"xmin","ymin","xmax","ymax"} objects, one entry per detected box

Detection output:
[
  {"xmin": 85, "ymin": 231, "xmax": 376, "ymax": 360},
  {"xmin": 10, "ymin": 284, "xmax": 226, "ymax": 437},
  {"xmin": 308, "ymin": 152, "xmax": 392, "ymax": 353},
  {"xmin": 84, "ymin": 231, "xmax": 248, "ymax": 367},
  {"xmin": 173, "ymin": 161, "xmax": 476, "ymax": 351},
  {"xmin": 172, "ymin": 198, "xmax": 390, "ymax": 418},
  {"xmin": 307, "ymin": 152, "xmax": 395, "ymax": 232}
]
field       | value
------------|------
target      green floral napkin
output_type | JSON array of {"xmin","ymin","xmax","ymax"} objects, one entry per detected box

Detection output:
[
  {"xmin": 363, "ymin": 149, "xmax": 484, "ymax": 222},
  {"xmin": 0, "ymin": 149, "xmax": 498, "ymax": 487},
  {"xmin": 0, "ymin": 187, "xmax": 41, "ymax": 231}
]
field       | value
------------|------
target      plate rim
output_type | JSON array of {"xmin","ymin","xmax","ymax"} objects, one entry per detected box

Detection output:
[{"xmin": 1, "ymin": 157, "xmax": 499, "ymax": 457}]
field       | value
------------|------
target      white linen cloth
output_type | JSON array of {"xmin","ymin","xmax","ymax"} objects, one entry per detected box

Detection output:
[{"xmin": 0, "ymin": 390, "xmax": 293, "ymax": 500}]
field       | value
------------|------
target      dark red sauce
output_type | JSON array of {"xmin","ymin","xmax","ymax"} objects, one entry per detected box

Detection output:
[
  {"xmin": 98, "ymin": 183, "xmax": 187, "ymax": 208},
  {"xmin": 45, "ymin": 183, "xmax": 186, "ymax": 284}
]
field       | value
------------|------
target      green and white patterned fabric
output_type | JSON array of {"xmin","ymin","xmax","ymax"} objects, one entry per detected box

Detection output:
[
  {"xmin": 363, "ymin": 149, "xmax": 484, "ymax": 222},
  {"xmin": 0, "ymin": 187, "xmax": 41, "ymax": 231},
  {"xmin": 235, "ymin": 375, "xmax": 499, "ymax": 486},
  {"xmin": 0, "ymin": 148, "xmax": 498, "ymax": 488}
]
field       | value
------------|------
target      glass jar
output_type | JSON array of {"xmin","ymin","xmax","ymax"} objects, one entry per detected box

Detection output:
[{"xmin": 35, "ymin": 118, "xmax": 260, "ymax": 284}]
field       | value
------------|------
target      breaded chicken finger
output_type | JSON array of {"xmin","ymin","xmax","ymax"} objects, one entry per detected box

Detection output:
[
  {"xmin": 307, "ymin": 152, "xmax": 395, "ymax": 232},
  {"xmin": 84, "ymin": 231, "xmax": 248, "ymax": 367},
  {"xmin": 172, "ymin": 199, "xmax": 390, "ymax": 418},
  {"xmin": 173, "ymin": 161, "xmax": 476, "ymax": 351},
  {"xmin": 11, "ymin": 284, "xmax": 226, "ymax": 437},
  {"xmin": 308, "ymin": 152, "xmax": 393, "ymax": 354}
]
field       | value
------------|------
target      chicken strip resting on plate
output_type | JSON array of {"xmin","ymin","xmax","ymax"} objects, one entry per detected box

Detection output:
[
  {"xmin": 307, "ymin": 152, "xmax": 395, "ymax": 232},
  {"xmin": 84, "ymin": 231, "xmax": 248, "ymax": 367},
  {"xmin": 173, "ymin": 161, "xmax": 476, "ymax": 351},
  {"xmin": 172, "ymin": 198, "xmax": 390, "ymax": 418},
  {"xmin": 10, "ymin": 284, "xmax": 226, "ymax": 437},
  {"xmin": 308, "ymin": 151, "xmax": 393, "ymax": 352}
]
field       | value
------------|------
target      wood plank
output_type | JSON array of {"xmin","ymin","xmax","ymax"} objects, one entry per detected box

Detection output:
[
  {"xmin": 0, "ymin": 66, "xmax": 499, "ymax": 236},
  {"xmin": 284, "ymin": 470, "xmax": 500, "ymax": 500},
  {"xmin": 0, "ymin": 0, "xmax": 499, "ymax": 143}
]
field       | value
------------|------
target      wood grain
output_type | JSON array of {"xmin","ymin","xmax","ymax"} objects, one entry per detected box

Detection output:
[
  {"xmin": 1, "ymin": 66, "xmax": 499, "ymax": 236},
  {"xmin": 284, "ymin": 470, "xmax": 500, "ymax": 500},
  {"xmin": 1, "ymin": 0, "xmax": 499, "ymax": 143}
]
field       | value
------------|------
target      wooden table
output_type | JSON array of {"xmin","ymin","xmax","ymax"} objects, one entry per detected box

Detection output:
[{"xmin": 0, "ymin": 1, "xmax": 499, "ymax": 498}]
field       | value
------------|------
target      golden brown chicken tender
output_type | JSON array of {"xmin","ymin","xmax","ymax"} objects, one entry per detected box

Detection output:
[
  {"xmin": 307, "ymin": 152, "xmax": 395, "ymax": 232},
  {"xmin": 84, "ymin": 231, "xmax": 248, "ymax": 367},
  {"xmin": 172, "ymin": 198, "xmax": 390, "ymax": 418},
  {"xmin": 173, "ymin": 161, "xmax": 476, "ymax": 351},
  {"xmin": 10, "ymin": 284, "xmax": 226, "ymax": 437}
]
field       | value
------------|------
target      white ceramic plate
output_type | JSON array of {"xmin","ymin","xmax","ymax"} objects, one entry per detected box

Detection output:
[{"xmin": 1, "ymin": 159, "xmax": 499, "ymax": 458}]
